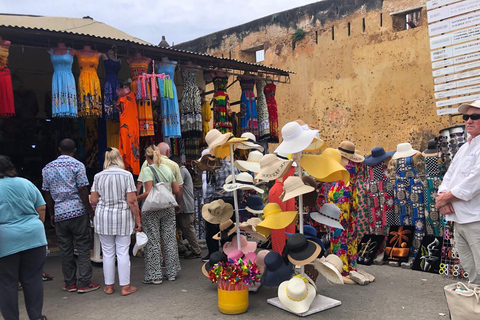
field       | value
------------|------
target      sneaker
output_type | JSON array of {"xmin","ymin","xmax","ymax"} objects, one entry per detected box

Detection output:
[
  {"xmin": 143, "ymin": 279, "xmax": 162, "ymax": 285},
  {"xmin": 178, "ymin": 250, "xmax": 187, "ymax": 257},
  {"xmin": 63, "ymin": 284, "xmax": 77, "ymax": 292},
  {"xmin": 185, "ymin": 252, "xmax": 202, "ymax": 259},
  {"xmin": 202, "ymin": 255, "xmax": 210, "ymax": 262},
  {"xmin": 168, "ymin": 276, "xmax": 176, "ymax": 282},
  {"xmin": 77, "ymin": 282, "xmax": 100, "ymax": 293},
  {"xmin": 42, "ymin": 272, "xmax": 54, "ymax": 281}
]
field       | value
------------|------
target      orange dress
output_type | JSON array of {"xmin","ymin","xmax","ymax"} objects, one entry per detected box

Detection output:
[
  {"xmin": 118, "ymin": 91, "xmax": 140, "ymax": 175},
  {"xmin": 129, "ymin": 60, "xmax": 154, "ymax": 136},
  {"xmin": 77, "ymin": 51, "xmax": 102, "ymax": 117}
]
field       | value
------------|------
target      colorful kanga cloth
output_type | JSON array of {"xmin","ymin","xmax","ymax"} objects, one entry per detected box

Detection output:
[
  {"xmin": 355, "ymin": 163, "xmax": 372, "ymax": 242},
  {"xmin": 50, "ymin": 48, "xmax": 77, "ymax": 117},
  {"xmin": 256, "ymin": 79, "xmax": 270, "ymax": 141},
  {"xmin": 103, "ymin": 58, "xmax": 121, "ymax": 120},
  {"xmin": 239, "ymin": 78, "xmax": 259, "ymax": 139},
  {"xmin": 264, "ymin": 82, "xmax": 279, "ymax": 143},
  {"xmin": 77, "ymin": 51, "xmax": 102, "ymax": 117},
  {"xmin": 0, "ymin": 44, "xmax": 14, "ymax": 118},
  {"xmin": 118, "ymin": 91, "xmax": 140, "ymax": 175},
  {"xmin": 130, "ymin": 60, "xmax": 154, "ymax": 136},
  {"xmin": 212, "ymin": 76, "xmax": 232, "ymax": 134},
  {"xmin": 328, "ymin": 161, "xmax": 360, "ymax": 276},
  {"xmin": 156, "ymin": 61, "xmax": 181, "ymax": 138},
  {"xmin": 424, "ymin": 156, "xmax": 444, "ymax": 237}
]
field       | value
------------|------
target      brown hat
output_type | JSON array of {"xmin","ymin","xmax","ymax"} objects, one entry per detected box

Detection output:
[
  {"xmin": 338, "ymin": 141, "xmax": 364, "ymax": 163},
  {"xmin": 193, "ymin": 154, "xmax": 222, "ymax": 172},
  {"xmin": 301, "ymin": 176, "xmax": 318, "ymax": 207}
]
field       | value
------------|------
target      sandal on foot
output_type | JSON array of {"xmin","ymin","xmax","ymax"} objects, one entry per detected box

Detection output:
[
  {"xmin": 121, "ymin": 285, "xmax": 138, "ymax": 296},
  {"xmin": 357, "ymin": 269, "xmax": 375, "ymax": 282},
  {"xmin": 104, "ymin": 285, "xmax": 114, "ymax": 295}
]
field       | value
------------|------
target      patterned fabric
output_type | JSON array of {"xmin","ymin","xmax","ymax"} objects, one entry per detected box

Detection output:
[
  {"xmin": 366, "ymin": 162, "xmax": 395, "ymax": 235},
  {"xmin": 50, "ymin": 48, "xmax": 77, "ymax": 117},
  {"xmin": 129, "ymin": 60, "xmax": 154, "ymax": 136},
  {"xmin": 328, "ymin": 161, "xmax": 360, "ymax": 276},
  {"xmin": 103, "ymin": 59, "xmax": 121, "ymax": 120},
  {"xmin": 212, "ymin": 76, "xmax": 232, "ymax": 133},
  {"xmin": 356, "ymin": 163, "xmax": 372, "ymax": 242},
  {"xmin": 239, "ymin": 78, "xmax": 259, "ymax": 139},
  {"xmin": 264, "ymin": 83, "xmax": 279, "ymax": 143},
  {"xmin": 91, "ymin": 166, "xmax": 136, "ymax": 235},
  {"xmin": 256, "ymin": 80, "xmax": 270, "ymax": 141},
  {"xmin": 42, "ymin": 155, "xmax": 89, "ymax": 222},
  {"xmin": 424, "ymin": 156, "xmax": 444, "ymax": 237},
  {"xmin": 156, "ymin": 61, "xmax": 181, "ymax": 138},
  {"xmin": 205, "ymin": 160, "xmax": 239, "ymax": 203},
  {"xmin": 0, "ymin": 44, "xmax": 14, "ymax": 118},
  {"xmin": 180, "ymin": 69, "xmax": 202, "ymax": 160},
  {"xmin": 77, "ymin": 51, "xmax": 102, "ymax": 117},
  {"xmin": 118, "ymin": 91, "xmax": 140, "ymax": 175},
  {"xmin": 194, "ymin": 188, "xmax": 206, "ymax": 240}
]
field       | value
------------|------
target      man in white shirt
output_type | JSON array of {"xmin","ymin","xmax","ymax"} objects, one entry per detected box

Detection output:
[{"xmin": 436, "ymin": 100, "xmax": 480, "ymax": 284}]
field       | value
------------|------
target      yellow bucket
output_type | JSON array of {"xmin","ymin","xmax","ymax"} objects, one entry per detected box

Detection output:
[{"xmin": 217, "ymin": 288, "xmax": 249, "ymax": 314}]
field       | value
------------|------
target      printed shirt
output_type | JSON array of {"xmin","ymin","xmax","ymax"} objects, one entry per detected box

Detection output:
[
  {"xmin": 42, "ymin": 155, "xmax": 89, "ymax": 222},
  {"xmin": 91, "ymin": 166, "xmax": 137, "ymax": 236},
  {"xmin": 180, "ymin": 166, "xmax": 194, "ymax": 213},
  {"xmin": 438, "ymin": 134, "xmax": 480, "ymax": 223}
]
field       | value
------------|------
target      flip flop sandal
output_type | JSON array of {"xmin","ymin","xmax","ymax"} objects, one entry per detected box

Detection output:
[
  {"xmin": 104, "ymin": 285, "xmax": 114, "ymax": 295},
  {"xmin": 121, "ymin": 285, "xmax": 138, "ymax": 296}
]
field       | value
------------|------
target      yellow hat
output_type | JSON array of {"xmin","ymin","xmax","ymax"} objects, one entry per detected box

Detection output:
[
  {"xmin": 255, "ymin": 203, "xmax": 298, "ymax": 237},
  {"xmin": 300, "ymin": 149, "xmax": 350, "ymax": 184}
]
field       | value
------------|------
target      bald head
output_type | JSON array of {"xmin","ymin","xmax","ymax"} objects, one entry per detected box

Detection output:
[
  {"xmin": 59, "ymin": 138, "xmax": 76, "ymax": 155},
  {"xmin": 157, "ymin": 142, "xmax": 170, "ymax": 156}
]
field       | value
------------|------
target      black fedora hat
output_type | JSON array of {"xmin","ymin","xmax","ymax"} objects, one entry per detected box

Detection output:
[
  {"xmin": 364, "ymin": 147, "xmax": 395, "ymax": 166},
  {"xmin": 285, "ymin": 233, "xmax": 321, "ymax": 266},
  {"xmin": 422, "ymin": 139, "xmax": 438, "ymax": 157},
  {"xmin": 201, "ymin": 251, "xmax": 227, "ymax": 277}
]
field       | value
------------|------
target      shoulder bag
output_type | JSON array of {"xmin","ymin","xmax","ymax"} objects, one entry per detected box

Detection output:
[
  {"xmin": 142, "ymin": 166, "xmax": 178, "ymax": 212},
  {"xmin": 444, "ymin": 282, "xmax": 480, "ymax": 319}
]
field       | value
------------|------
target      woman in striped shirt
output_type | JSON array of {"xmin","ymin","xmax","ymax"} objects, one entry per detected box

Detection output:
[{"xmin": 90, "ymin": 148, "xmax": 141, "ymax": 296}]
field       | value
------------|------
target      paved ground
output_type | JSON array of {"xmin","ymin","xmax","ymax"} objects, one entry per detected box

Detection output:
[{"xmin": 15, "ymin": 252, "xmax": 454, "ymax": 320}]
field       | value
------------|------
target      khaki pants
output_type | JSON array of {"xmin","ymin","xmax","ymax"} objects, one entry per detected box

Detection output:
[
  {"xmin": 176, "ymin": 213, "xmax": 201, "ymax": 255},
  {"xmin": 455, "ymin": 221, "xmax": 480, "ymax": 284}
]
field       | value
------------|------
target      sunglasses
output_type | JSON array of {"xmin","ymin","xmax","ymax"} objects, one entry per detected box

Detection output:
[{"xmin": 463, "ymin": 114, "xmax": 480, "ymax": 121}]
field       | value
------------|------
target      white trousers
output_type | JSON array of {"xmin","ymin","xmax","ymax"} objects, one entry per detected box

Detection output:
[
  {"xmin": 455, "ymin": 221, "xmax": 480, "ymax": 284},
  {"xmin": 98, "ymin": 234, "xmax": 131, "ymax": 286}
]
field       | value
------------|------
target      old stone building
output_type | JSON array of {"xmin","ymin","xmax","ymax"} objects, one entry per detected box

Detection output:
[{"xmin": 177, "ymin": 0, "xmax": 455, "ymax": 153}]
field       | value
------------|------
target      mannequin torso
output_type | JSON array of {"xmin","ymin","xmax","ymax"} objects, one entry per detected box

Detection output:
[
  {"xmin": 102, "ymin": 49, "xmax": 119, "ymax": 62},
  {"xmin": 48, "ymin": 43, "xmax": 76, "ymax": 56},
  {"xmin": 0, "ymin": 37, "xmax": 11, "ymax": 50},
  {"xmin": 78, "ymin": 45, "xmax": 102, "ymax": 58},
  {"xmin": 127, "ymin": 52, "xmax": 151, "ymax": 65}
]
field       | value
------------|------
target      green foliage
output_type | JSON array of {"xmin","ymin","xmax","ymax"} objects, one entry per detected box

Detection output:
[
  {"xmin": 293, "ymin": 28, "xmax": 306, "ymax": 43},
  {"xmin": 271, "ymin": 14, "xmax": 278, "ymax": 23}
]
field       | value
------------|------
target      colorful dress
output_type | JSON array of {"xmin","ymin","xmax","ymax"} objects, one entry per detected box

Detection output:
[
  {"xmin": 424, "ymin": 156, "xmax": 444, "ymax": 237},
  {"xmin": 77, "ymin": 51, "xmax": 102, "ymax": 117},
  {"xmin": 212, "ymin": 76, "xmax": 232, "ymax": 133},
  {"xmin": 50, "ymin": 48, "xmax": 77, "ymax": 117},
  {"xmin": 129, "ymin": 60, "xmax": 154, "ymax": 136},
  {"xmin": 118, "ymin": 91, "xmax": 140, "ymax": 175},
  {"xmin": 328, "ymin": 161, "xmax": 360, "ymax": 275},
  {"xmin": 103, "ymin": 58, "xmax": 121, "ymax": 120},
  {"xmin": 0, "ymin": 43, "xmax": 14, "ymax": 118},
  {"xmin": 239, "ymin": 78, "xmax": 259, "ymax": 138},
  {"xmin": 156, "ymin": 61, "xmax": 181, "ymax": 138},
  {"xmin": 355, "ymin": 163, "xmax": 372, "ymax": 242},
  {"xmin": 264, "ymin": 83, "xmax": 279, "ymax": 143},
  {"xmin": 256, "ymin": 80, "xmax": 270, "ymax": 141}
]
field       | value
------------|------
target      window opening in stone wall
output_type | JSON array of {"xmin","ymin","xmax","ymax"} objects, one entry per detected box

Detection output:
[
  {"xmin": 348, "ymin": 22, "xmax": 351, "ymax": 36},
  {"xmin": 255, "ymin": 49, "xmax": 265, "ymax": 63},
  {"xmin": 380, "ymin": 13, "xmax": 383, "ymax": 27},
  {"xmin": 332, "ymin": 26, "xmax": 335, "ymax": 40},
  {"xmin": 392, "ymin": 8, "xmax": 421, "ymax": 31},
  {"xmin": 363, "ymin": 18, "xmax": 366, "ymax": 33},
  {"xmin": 336, "ymin": 7, "xmax": 339, "ymax": 15},
  {"xmin": 315, "ymin": 30, "xmax": 318, "ymax": 44}
]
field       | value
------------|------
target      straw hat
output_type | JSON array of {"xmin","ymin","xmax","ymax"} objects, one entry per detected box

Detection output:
[
  {"xmin": 278, "ymin": 276, "xmax": 316, "ymax": 314},
  {"xmin": 255, "ymin": 154, "xmax": 293, "ymax": 182},
  {"xmin": 274, "ymin": 121, "xmax": 319, "ymax": 154},
  {"xmin": 239, "ymin": 218, "xmax": 267, "ymax": 241},
  {"xmin": 391, "ymin": 142, "xmax": 419, "ymax": 160},
  {"xmin": 255, "ymin": 250, "xmax": 270, "ymax": 273},
  {"xmin": 255, "ymin": 203, "xmax": 298, "ymax": 237},
  {"xmin": 310, "ymin": 203, "xmax": 344, "ymax": 230},
  {"xmin": 364, "ymin": 147, "xmax": 395, "ymax": 166},
  {"xmin": 294, "ymin": 120, "xmax": 326, "ymax": 152},
  {"xmin": 458, "ymin": 100, "xmax": 480, "ymax": 113},
  {"xmin": 223, "ymin": 172, "xmax": 264, "ymax": 193},
  {"xmin": 280, "ymin": 176, "xmax": 315, "ymax": 202},
  {"xmin": 235, "ymin": 150, "xmax": 263, "ymax": 173},
  {"xmin": 261, "ymin": 251, "xmax": 294, "ymax": 287},
  {"xmin": 422, "ymin": 139, "xmax": 438, "ymax": 157},
  {"xmin": 205, "ymin": 129, "xmax": 232, "ymax": 157},
  {"xmin": 201, "ymin": 199, "xmax": 233, "ymax": 224},
  {"xmin": 315, "ymin": 254, "xmax": 344, "ymax": 285},
  {"xmin": 194, "ymin": 153, "xmax": 222, "ymax": 172},
  {"xmin": 202, "ymin": 251, "xmax": 227, "ymax": 277},
  {"xmin": 245, "ymin": 195, "xmax": 265, "ymax": 214},
  {"xmin": 223, "ymin": 234, "xmax": 257, "ymax": 255},
  {"xmin": 212, "ymin": 219, "xmax": 237, "ymax": 241},
  {"xmin": 338, "ymin": 141, "xmax": 364, "ymax": 163},
  {"xmin": 300, "ymin": 149, "xmax": 350, "ymax": 184},
  {"xmin": 234, "ymin": 132, "xmax": 264, "ymax": 152},
  {"xmin": 285, "ymin": 233, "xmax": 322, "ymax": 266}
]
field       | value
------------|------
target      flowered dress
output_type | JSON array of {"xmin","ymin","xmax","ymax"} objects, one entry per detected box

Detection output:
[
  {"xmin": 0, "ymin": 43, "xmax": 14, "ymax": 118},
  {"xmin": 50, "ymin": 48, "xmax": 77, "ymax": 117},
  {"xmin": 256, "ymin": 80, "xmax": 270, "ymax": 141},
  {"xmin": 424, "ymin": 156, "xmax": 444, "ymax": 237},
  {"xmin": 77, "ymin": 51, "xmax": 102, "ymax": 117},
  {"xmin": 130, "ymin": 60, "xmax": 154, "ymax": 136},
  {"xmin": 328, "ymin": 161, "xmax": 360, "ymax": 275},
  {"xmin": 239, "ymin": 77, "xmax": 259, "ymax": 139},
  {"xmin": 355, "ymin": 163, "xmax": 372, "ymax": 242},
  {"xmin": 118, "ymin": 91, "xmax": 140, "ymax": 175},
  {"xmin": 103, "ymin": 58, "xmax": 121, "ymax": 120},
  {"xmin": 264, "ymin": 83, "xmax": 279, "ymax": 143}
]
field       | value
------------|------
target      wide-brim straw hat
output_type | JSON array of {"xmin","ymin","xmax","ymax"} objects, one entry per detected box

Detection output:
[
  {"xmin": 212, "ymin": 219, "xmax": 237, "ymax": 241},
  {"xmin": 364, "ymin": 147, "xmax": 395, "ymax": 166},
  {"xmin": 294, "ymin": 120, "xmax": 326, "ymax": 152},
  {"xmin": 391, "ymin": 142, "xmax": 419, "ymax": 160},
  {"xmin": 310, "ymin": 203, "xmax": 344, "ymax": 230},
  {"xmin": 300, "ymin": 149, "xmax": 350, "ymax": 184},
  {"xmin": 239, "ymin": 218, "xmax": 267, "ymax": 241},
  {"xmin": 256, "ymin": 203, "xmax": 298, "ymax": 237},
  {"xmin": 223, "ymin": 172, "xmax": 264, "ymax": 193},
  {"xmin": 255, "ymin": 154, "xmax": 293, "ymax": 182},
  {"xmin": 201, "ymin": 199, "xmax": 233, "ymax": 224},
  {"xmin": 205, "ymin": 129, "xmax": 232, "ymax": 157},
  {"xmin": 234, "ymin": 132, "xmax": 264, "ymax": 152},
  {"xmin": 458, "ymin": 100, "xmax": 480, "ymax": 114},
  {"xmin": 245, "ymin": 195, "xmax": 265, "ymax": 214},
  {"xmin": 315, "ymin": 255, "xmax": 344, "ymax": 285},
  {"xmin": 286, "ymin": 233, "xmax": 322, "ymax": 266},
  {"xmin": 278, "ymin": 276, "xmax": 316, "ymax": 314},
  {"xmin": 235, "ymin": 150, "xmax": 263, "ymax": 173},
  {"xmin": 261, "ymin": 251, "xmax": 294, "ymax": 287},
  {"xmin": 274, "ymin": 121, "xmax": 319, "ymax": 154},
  {"xmin": 422, "ymin": 139, "xmax": 438, "ymax": 157},
  {"xmin": 338, "ymin": 141, "xmax": 364, "ymax": 163},
  {"xmin": 280, "ymin": 176, "xmax": 315, "ymax": 202},
  {"xmin": 223, "ymin": 234, "xmax": 257, "ymax": 255}
]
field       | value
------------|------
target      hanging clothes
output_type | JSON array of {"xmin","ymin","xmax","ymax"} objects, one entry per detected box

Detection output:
[
  {"xmin": 212, "ymin": 76, "xmax": 232, "ymax": 134},
  {"xmin": 129, "ymin": 60, "xmax": 154, "ymax": 136},
  {"xmin": 0, "ymin": 43, "xmax": 14, "ymax": 118},
  {"xmin": 156, "ymin": 61, "xmax": 181, "ymax": 138},
  {"xmin": 424, "ymin": 156, "xmax": 444, "ymax": 237},
  {"xmin": 118, "ymin": 91, "xmax": 140, "ymax": 175},
  {"xmin": 106, "ymin": 120, "xmax": 119, "ymax": 149},
  {"xmin": 50, "ymin": 48, "xmax": 77, "ymax": 117},
  {"xmin": 328, "ymin": 161, "xmax": 361, "ymax": 276},
  {"xmin": 239, "ymin": 77, "xmax": 259, "ymax": 139},
  {"xmin": 180, "ymin": 69, "xmax": 202, "ymax": 161},
  {"xmin": 77, "ymin": 51, "xmax": 102, "ymax": 117},
  {"xmin": 355, "ymin": 163, "xmax": 372, "ymax": 242},
  {"xmin": 201, "ymin": 99, "xmax": 212, "ymax": 142},
  {"xmin": 103, "ymin": 58, "xmax": 121, "ymax": 120},
  {"xmin": 256, "ymin": 79, "xmax": 270, "ymax": 141},
  {"xmin": 264, "ymin": 82, "xmax": 279, "ymax": 143}
]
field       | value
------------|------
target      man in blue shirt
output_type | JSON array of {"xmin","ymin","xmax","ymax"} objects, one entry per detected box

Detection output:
[{"xmin": 42, "ymin": 139, "xmax": 99, "ymax": 293}]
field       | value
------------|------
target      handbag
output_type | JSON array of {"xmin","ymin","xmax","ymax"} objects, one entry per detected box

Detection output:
[
  {"xmin": 142, "ymin": 166, "xmax": 178, "ymax": 212},
  {"xmin": 444, "ymin": 282, "xmax": 480, "ymax": 320}
]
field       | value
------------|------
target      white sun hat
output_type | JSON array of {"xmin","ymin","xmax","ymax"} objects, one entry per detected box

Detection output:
[
  {"xmin": 274, "ymin": 121, "xmax": 319, "ymax": 155},
  {"xmin": 235, "ymin": 132, "xmax": 264, "ymax": 152},
  {"xmin": 391, "ymin": 142, "xmax": 419, "ymax": 160},
  {"xmin": 235, "ymin": 150, "xmax": 263, "ymax": 173},
  {"xmin": 278, "ymin": 275, "xmax": 316, "ymax": 313},
  {"xmin": 223, "ymin": 172, "xmax": 264, "ymax": 193}
]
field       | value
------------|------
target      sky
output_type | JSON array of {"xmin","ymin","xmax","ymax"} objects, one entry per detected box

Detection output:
[{"xmin": 1, "ymin": 0, "xmax": 318, "ymax": 45}]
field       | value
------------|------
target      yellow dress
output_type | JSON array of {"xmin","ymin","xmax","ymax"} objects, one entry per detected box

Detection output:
[
  {"xmin": 77, "ymin": 51, "xmax": 102, "ymax": 117},
  {"xmin": 129, "ymin": 60, "xmax": 154, "ymax": 136},
  {"xmin": 201, "ymin": 100, "xmax": 212, "ymax": 141}
]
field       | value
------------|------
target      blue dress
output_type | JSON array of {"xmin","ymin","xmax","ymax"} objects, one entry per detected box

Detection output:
[
  {"xmin": 156, "ymin": 61, "xmax": 181, "ymax": 138},
  {"xmin": 103, "ymin": 58, "xmax": 121, "ymax": 120},
  {"xmin": 50, "ymin": 48, "xmax": 77, "ymax": 117}
]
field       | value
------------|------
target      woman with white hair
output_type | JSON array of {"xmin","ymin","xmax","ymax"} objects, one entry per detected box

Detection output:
[{"xmin": 90, "ymin": 147, "xmax": 141, "ymax": 296}]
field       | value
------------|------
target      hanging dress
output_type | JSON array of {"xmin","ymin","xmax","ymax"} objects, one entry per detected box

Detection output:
[
  {"xmin": 0, "ymin": 43, "xmax": 14, "ymax": 118},
  {"xmin": 103, "ymin": 58, "xmax": 121, "ymax": 120},
  {"xmin": 156, "ymin": 61, "xmax": 181, "ymax": 138},
  {"xmin": 355, "ymin": 163, "xmax": 372, "ymax": 241},
  {"xmin": 129, "ymin": 60, "xmax": 154, "ymax": 136},
  {"xmin": 256, "ymin": 79, "xmax": 270, "ymax": 141},
  {"xmin": 212, "ymin": 76, "xmax": 232, "ymax": 134},
  {"xmin": 328, "ymin": 161, "xmax": 360, "ymax": 276},
  {"xmin": 77, "ymin": 51, "xmax": 102, "ymax": 117},
  {"xmin": 239, "ymin": 78, "xmax": 259, "ymax": 139},
  {"xmin": 118, "ymin": 91, "xmax": 140, "ymax": 175},
  {"xmin": 180, "ymin": 69, "xmax": 202, "ymax": 141},
  {"xmin": 424, "ymin": 156, "xmax": 443, "ymax": 237},
  {"xmin": 50, "ymin": 48, "xmax": 77, "ymax": 117},
  {"xmin": 201, "ymin": 99, "xmax": 212, "ymax": 142},
  {"xmin": 264, "ymin": 82, "xmax": 279, "ymax": 143}
]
